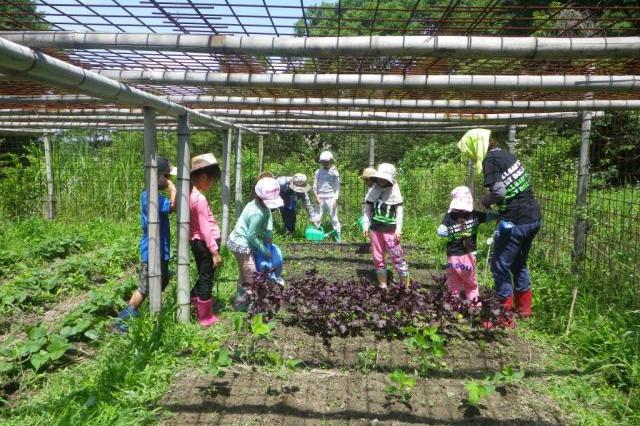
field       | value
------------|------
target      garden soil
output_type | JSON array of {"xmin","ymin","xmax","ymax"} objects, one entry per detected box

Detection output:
[{"xmin": 160, "ymin": 242, "xmax": 572, "ymax": 425}]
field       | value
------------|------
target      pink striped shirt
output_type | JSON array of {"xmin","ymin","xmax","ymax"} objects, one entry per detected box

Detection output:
[{"xmin": 189, "ymin": 187, "xmax": 221, "ymax": 254}]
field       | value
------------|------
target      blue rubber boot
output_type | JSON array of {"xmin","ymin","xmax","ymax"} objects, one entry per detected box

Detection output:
[{"xmin": 114, "ymin": 304, "xmax": 140, "ymax": 333}]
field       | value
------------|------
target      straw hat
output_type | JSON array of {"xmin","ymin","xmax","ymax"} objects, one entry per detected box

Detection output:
[
  {"xmin": 190, "ymin": 153, "xmax": 219, "ymax": 175},
  {"xmin": 255, "ymin": 177, "xmax": 284, "ymax": 209},
  {"xmin": 360, "ymin": 167, "xmax": 376, "ymax": 180},
  {"xmin": 288, "ymin": 173, "xmax": 310, "ymax": 193}
]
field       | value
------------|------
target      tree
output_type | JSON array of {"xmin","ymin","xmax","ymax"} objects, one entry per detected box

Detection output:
[{"xmin": 0, "ymin": 0, "xmax": 48, "ymax": 30}]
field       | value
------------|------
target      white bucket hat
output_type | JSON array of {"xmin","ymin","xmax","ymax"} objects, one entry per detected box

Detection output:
[
  {"xmin": 288, "ymin": 173, "xmax": 310, "ymax": 193},
  {"xmin": 373, "ymin": 163, "xmax": 397, "ymax": 185},
  {"xmin": 190, "ymin": 153, "xmax": 219, "ymax": 175},
  {"xmin": 319, "ymin": 151, "xmax": 334, "ymax": 162},
  {"xmin": 448, "ymin": 185, "xmax": 474, "ymax": 212},
  {"xmin": 255, "ymin": 177, "xmax": 284, "ymax": 209}
]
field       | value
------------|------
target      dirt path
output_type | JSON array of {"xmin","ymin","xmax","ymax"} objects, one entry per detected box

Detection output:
[{"xmin": 160, "ymin": 243, "xmax": 572, "ymax": 425}]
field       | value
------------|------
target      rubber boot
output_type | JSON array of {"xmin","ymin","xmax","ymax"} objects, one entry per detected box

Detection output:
[
  {"xmin": 114, "ymin": 304, "xmax": 140, "ymax": 333},
  {"xmin": 334, "ymin": 231, "xmax": 341, "ymax": 243},
  {"xmin": 196, "ymin": 297, "xmax": 218, "ymax": 327},
  {"xmin": 514, "ymin": 289, "xmax": 533, "ymax": 318},
  {"xmin": 399, "ymin": 274, "xmax": 411, "ymax": 289},
  {"xmin": 376, "ymin": 269, "xmax": 388, "ymax": 289}
]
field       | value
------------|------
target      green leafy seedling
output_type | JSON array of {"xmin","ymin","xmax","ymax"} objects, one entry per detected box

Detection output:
[
  {"xmin": 385, "ymin": 369, "xmax": 416, "ymax": 403},
  {"xmin": 464, "ymin": 380, "xmax": 495, "ymax": 406},
  {"xmin": 250, "ymin": 314, "xmax": 276, "ymax": 338},
  {"xmin": 207, "ymin": 348, "xmax": 232, "ymax": 377},
  {"xmin": 492, "ymin": 366, "xmax": 525, "ymax": 386},
  {"xmin": 356, "ymin": 348, "xmax": 377, "ymax": 373}
]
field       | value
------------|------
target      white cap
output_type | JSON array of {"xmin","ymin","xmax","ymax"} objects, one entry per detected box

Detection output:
[
  {"xmin": 373, "ymin": 163, "xmax": 397, "ymax": 185},
  {"xmin": 255, "ymin": 177, "xmax": 284, "ymax": 209},
  {"xmin": 319, "ymin": 151, "xmax": 334, "ymax": 162}
]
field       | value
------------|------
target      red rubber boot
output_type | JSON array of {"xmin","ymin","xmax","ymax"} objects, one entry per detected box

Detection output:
[
  {"xmin": 196, "ymin": 297, "xmax": 218, "ymax": 327},
  {"xmin": 481, "ymin": 295, "xmax": 515, "ymax": 329},
  {"xmin": 514, "ymin": 289, "xmax": 533, "ymax": 318}
]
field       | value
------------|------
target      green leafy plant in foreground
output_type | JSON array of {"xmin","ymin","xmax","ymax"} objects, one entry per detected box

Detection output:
[
  {"xmin": 385, "ymin": 369, "xmax": 416, "ymax": 403},
  {"xmin": 0, "ymin": 326, "xmax": 72, "ymax": 374},
  {"xmin": 356, "ymin": 347, "xmax": 377, "ymax": 374},
  {"xmin": 403, "ymin": 325, "xmax": 447, "ymax": 376},
  {"xmin": 464, "ymin": 380, "xmax": 496, "ymax": 407}
]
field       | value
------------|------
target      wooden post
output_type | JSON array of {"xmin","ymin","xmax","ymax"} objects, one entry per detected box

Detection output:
[
  {"xmin": 234, "ymin": 129, "xmax": 243, "ymax": 218},
  {"xmin": 508, "ymin": 124, "xmax": 517, "ymax": 154},
  {"xmin": 573, "ymin": 110, "xmax": 592, "ymax": 269},
  {"xmin": 143, "ymin": 107, "xmax": 161, "ymax": 314},
  {"xmin": 42, "ymin": 135, "xmax": 56, "ymax": 220},
  {"xmin": 258, "ymin": 134, "xmax": 264, "ymax": 175},
  {"xmin": 368, "ymin": 135, "xmax": 375, "ymax": 167},
  {"xmin": 176, "ymin": 114, "xmax": 191, "ymax": 322},
  {"xmin": 221, "ymin": 128, "xmax": 233, "ymax": 245}
]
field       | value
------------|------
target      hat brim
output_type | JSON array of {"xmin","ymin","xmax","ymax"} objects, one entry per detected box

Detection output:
[
  {"xmin": 448, "ymin": 199, "xmax": 473, "ymax": 212},
  {"xmin": 288, "ymin": 181, "xmax": 309, "ymax": 193},
  {"xmin": 190, "ymin": 163, "xmax": 220, "ymax": 176},
  {"xmin": 373, "ymin": 172, "xmax": 395, "ymax": 185},
  {"xmin": 263, "ymin": 196, "xmax": 284, "ymax": 209}
]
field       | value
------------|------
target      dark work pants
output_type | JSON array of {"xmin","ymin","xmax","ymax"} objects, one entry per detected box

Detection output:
[
  {"xmin": 190, "ymin": 239, "xmax": 219, "ymax": 301},
  {"xmin": 491, "ymin": 220, "xmax": 541, "ymax": 299}
]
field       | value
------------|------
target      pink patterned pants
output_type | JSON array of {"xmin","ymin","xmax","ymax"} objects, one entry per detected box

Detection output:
[
  {"xmin": 446, "ymin": 254, "xmax": 480, "ymax": 302},
  {"xmin": 370, "ymin": 230, "xmax": 409, "ymax": 276}
]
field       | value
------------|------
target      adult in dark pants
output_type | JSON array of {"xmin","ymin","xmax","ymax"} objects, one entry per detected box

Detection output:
[
  {"xmin": 480, "ymin": 137, "xmax": 542, "ymax": 327},
  {"xmin": 277, "ymin": 173, "xmax": 319, "ymax": 234}
]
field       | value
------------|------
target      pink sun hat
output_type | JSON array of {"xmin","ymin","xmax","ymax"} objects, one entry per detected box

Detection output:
[
  {"xmin": 448, "ymin": 186, "xmax": 473, "ymax": 212},
  {"xmin": 255, "ymin": 177, "xmax": 284, "ymax": 209}
]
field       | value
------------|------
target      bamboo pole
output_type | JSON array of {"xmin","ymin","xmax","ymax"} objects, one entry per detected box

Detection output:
[
  {"xmin": 176, "ymin": 114, "xmax": 191, "ymax": 322},
  {"xmin": 234, "ymin": 129, "xmax": 243, "ymax": 219},
  {"xmin": 97, "ymin": 70, "xmax": 640, "ymax": 92},
  {"xmin": 508, "ymin": 124, "xmax": 517, "ymax": 154},
  {"xmin": 573, "ymin": 110, "xmax": 592, "ymax": 270},
  {"xmin": 258, "ymin": 134, "xmax": 264, "ymax": 175},
  {"xmin": 4, "ymin": 95, "xmax": 640, "ymax": 112},
  {"xmin": 0, "ymin": 109, "xmax": 596, "ymax": 122},
  {"xmin": 220, "ymin": 129, "xmax": 233, "ymax": 245},
  {"xmin": 368, "ymin": 135, "xmax": 375, "ymax": 167},
  {"xmin": 42, "ymin": 135, "xmax": 56, "ymax": 220},
  {"xmin": 0, "ymin": 36, "xmax": 235, "ymax": 129},
  {"xmin": 144, "ymin": 107, "xmax": 162, "ymax": 315},
  {"xmin": 5, "ymin": 32, "xmax": 639, "ymax": 59}
]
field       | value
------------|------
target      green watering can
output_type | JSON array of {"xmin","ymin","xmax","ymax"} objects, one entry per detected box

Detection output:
[{"xmin": 304, "ymin": 225, "xmax": 336, "ymax": 241}]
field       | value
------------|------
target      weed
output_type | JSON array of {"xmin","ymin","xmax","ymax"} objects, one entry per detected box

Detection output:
[
  {"xmin": 355, "ymin": 347, "xmax": 377, "ymax": 374},
  {"xmin": 385, "ymin": 368, "xmax": 416, "ymax": 404}
]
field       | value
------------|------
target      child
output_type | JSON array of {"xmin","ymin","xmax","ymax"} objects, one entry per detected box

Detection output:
[
  {"xmin": 313, "ymin": 151, "xmax": 341, "ymax": 242},
  {"xmin": 437, "ymin": 186, "xmax": 492, "ymax": 307},
  {"xmin": 189, "ymin": 153, "xmax": 223, "ymax": 327},
  {"xmin": 115, "ymin": 157, "xmax": 175, "ymax": 332},
  {"xmin": 227, "ymin": 176, "xmax": 283, "ymax": 310},
  {"xmin": 362, "ymin": 163, "xmax": 410, "ymax": 289},
  {"xmin": 277, "ymin": 173, "xmax": 319, "ymax": 233}
]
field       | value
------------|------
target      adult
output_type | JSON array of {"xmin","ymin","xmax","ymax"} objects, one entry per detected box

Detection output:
[
  {"xmin": 277, "ymin": 173, "xmax": 319, "ymax": 234},
  {"xmin": 477, "ymin": 135, "xmax": 542, "ymax": 325}
]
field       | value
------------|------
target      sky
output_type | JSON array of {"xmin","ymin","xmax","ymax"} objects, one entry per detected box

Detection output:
[{"xmin": 37, "ymin": 0, "xmax": 327, "ymax": 35}]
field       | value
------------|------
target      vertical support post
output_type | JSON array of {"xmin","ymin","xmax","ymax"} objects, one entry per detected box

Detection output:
[
  {"xmin": 43, "ymin": 135, "xmax": 56, "ymax": 220},
  {"xmin": 368, "ymin": 135, "xmax": 376, "ymax": 167},
  {"xmin": 176, "ymin": 114, "xmax": 191, "ymax": 322},
  {"xmin": 508, "ymin": 124, "xmax": 517, "ymax": 154},
  {"xmin": 235, "ymin": 129, "xmax": 243, "ymax": 218},
  {"xmin": 573, "ymin": 110, "xmax": 592, "ymax": 268},
  {"xmin": 466, "ymin": 159, "xmax": 475, "ymax": 192},
  {"xmin": 221, "ymin": 128, "xmax": 233, "ymax": 245},
  {"xmin": 143, "ymin": 107, "xmax": 161, "ymax": 314},
  {"xmin": 258, "ymin": 134, "xmax": 264, "ymax": 175}
]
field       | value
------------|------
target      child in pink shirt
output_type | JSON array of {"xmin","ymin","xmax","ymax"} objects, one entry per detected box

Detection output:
[{"xmin": 189, "ymin": 153, "xmax": 222, "ymax": 327}]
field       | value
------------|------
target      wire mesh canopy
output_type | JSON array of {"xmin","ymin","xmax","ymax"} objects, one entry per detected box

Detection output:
[{"xmin": 1, "ymin": 0, "xmax": 640, "ymax": 132}]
